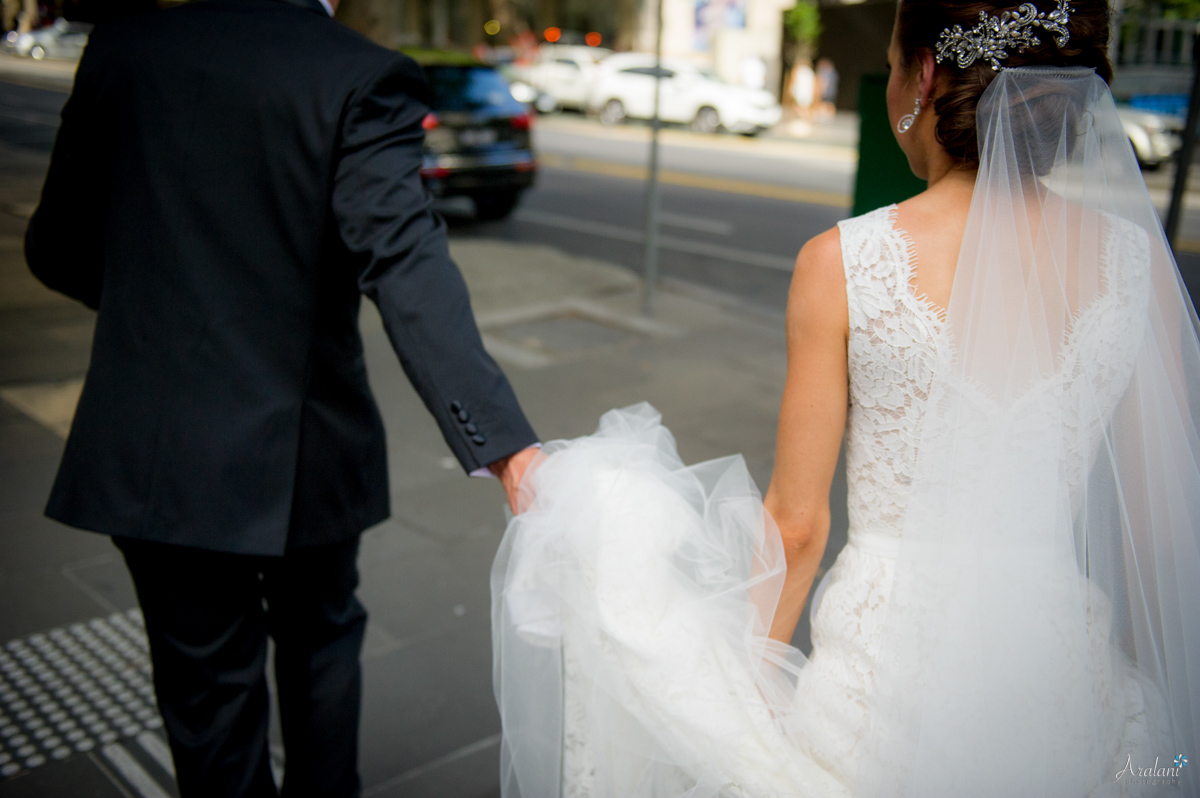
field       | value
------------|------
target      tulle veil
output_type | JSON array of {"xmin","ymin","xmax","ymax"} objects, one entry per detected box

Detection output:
[
  {"xmin": 491, "ymin": 67, "xmax": 1200, "ymax": 796},
  {"xmin": 849, "ymin": 65, "xmax": 1200, "ymax": 796}
]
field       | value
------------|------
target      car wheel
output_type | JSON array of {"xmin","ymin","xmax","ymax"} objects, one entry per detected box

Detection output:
[
  {"xmin": 600, "ymin": 99, "xmax": 626, "ymax": 126},
  {"xmin": 692, "ymin": 106, "xmax": 721, "ymax": 134},
  {"xmin": 29, "ymin": 45, "xmax": 45, "ymax": 60},
  {"xmin": 473, "ymin": 191, "xmax": 522, "ymax": 221}
]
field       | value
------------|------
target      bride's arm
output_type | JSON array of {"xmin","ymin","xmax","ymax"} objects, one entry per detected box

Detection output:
[{"xmin": 763, "ymin": 226, "xmax": 849, "ymax": 645}]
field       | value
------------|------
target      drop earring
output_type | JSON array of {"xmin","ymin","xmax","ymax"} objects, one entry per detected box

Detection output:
[{"xmin": 897, "ymin": 98, "xmax": 920, "ymax": 133}]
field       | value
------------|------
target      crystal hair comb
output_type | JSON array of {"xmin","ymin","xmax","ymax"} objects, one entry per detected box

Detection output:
[{"xmin": 935, "ymin": 0, "xmax": 1072, "ymax": 71}]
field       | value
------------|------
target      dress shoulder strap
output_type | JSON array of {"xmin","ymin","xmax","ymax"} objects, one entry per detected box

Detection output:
[{"xmin": 836, "ymin": 205, "xmax": 897, "ymax": 331}]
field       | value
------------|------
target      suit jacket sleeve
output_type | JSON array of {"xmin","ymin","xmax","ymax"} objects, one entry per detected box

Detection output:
[
  {"xmin": 332, "ymin": 53, "xmax": 538, "ymax": 474},
  {"xmin": 25, "ymin": 36, "xmax": 107, "ymax": 310}
]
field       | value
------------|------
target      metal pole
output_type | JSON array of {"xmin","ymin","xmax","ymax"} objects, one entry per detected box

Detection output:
[
  {"xmin": 1165, "ymin": 30, "xmax": 1200, "ymax": 247},
  {"xmin": 641, "ymin": 0, "xmax": 664, "ymax": 315}
]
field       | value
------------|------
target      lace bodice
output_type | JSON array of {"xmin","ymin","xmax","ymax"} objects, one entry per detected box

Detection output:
[
  {"xmin": 839, "ymin": 206, "xmax": 948, "ymax": 544},
  {"xmin": 837, "ymin": 205, "xmax": 1150, "ymax": 545}
]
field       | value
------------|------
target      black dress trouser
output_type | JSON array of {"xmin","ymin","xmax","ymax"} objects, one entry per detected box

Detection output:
[{"xmin": 114, "ymin": 536, "xmax": 366, "ymax": 798}]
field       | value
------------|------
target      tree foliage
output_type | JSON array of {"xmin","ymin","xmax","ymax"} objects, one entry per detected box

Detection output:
[
  {"xmin": 784, "ymin": 1, "xmax": 821, "ymax": 50},
  {"xmin": 1125, "ymin": 0, "xmax": 1200, "ymax": 20}
]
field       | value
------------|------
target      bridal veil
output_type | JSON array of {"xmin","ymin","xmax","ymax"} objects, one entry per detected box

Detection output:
[
  {"xmin": 491, "ymin": 66, "xmax": 1200, "ymax": 796},
  {"xmin": 855, "ymin": 67, "xmax": 1200, "ymax": 796}
]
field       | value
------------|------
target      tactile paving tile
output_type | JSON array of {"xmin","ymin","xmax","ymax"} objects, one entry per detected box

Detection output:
[{"xmin": 0, "ymin": 610, "xmax": 161, "ymax": 779}]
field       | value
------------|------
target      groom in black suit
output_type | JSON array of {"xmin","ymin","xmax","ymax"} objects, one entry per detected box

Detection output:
[{"xmin": 25, "ymin": 1, "xmax": 539, "ymax": 795}]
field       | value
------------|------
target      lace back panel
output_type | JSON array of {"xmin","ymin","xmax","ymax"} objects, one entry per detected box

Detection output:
[{"xmin": 838, "ymin": 205, "xmax": 947, "ymax": 543}]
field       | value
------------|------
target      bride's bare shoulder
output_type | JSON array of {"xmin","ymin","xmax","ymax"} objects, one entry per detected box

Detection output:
[
  {"xmin": 787, "ymin": 226, "xmax": 848, "ymax": 333},
  {"xmin": 797, "ymin": 225, "xmax": 842, "ymax": 268}
]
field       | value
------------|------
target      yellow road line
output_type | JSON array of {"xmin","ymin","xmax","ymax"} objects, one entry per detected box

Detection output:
[
  {"xmin": 536, "ymin": 116, "xmax": 859, "ymax": 163},
  {"xmin": 538, "ymin": 152, "xmax": 852, "ymax": 209}
]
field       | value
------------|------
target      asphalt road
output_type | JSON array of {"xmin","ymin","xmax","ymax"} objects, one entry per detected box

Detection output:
[
  {"xmin": 450, "ymin": 114, "xmax": 858, "ymax": 317},
  {"xmin": 502, "ymin": 114, "xmax": 1200, "ymax": 309},
  {"xmin": 6, "ymin": 77, "xmax": 1194, "ymax": 312},
  {"xmin": 0, "ymin": 78, "xmax": 850, "ymax": 317},
  {"xmin": 532, "ymin": 115, "xmax": 857, "ymax": 200},
  {"xmin": 451, "ymin": 165, "xmax": 845, "ymax": 316}
]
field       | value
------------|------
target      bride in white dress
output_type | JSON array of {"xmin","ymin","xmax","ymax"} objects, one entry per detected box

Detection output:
[{"xmin": 491, "ymin": 1, "xmax": 1200, "ymax": 795}]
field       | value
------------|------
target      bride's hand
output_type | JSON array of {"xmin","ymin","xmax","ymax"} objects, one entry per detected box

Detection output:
[{"xmin": 489, "ymin": 445, "xmax": 540, "ymax": 514}]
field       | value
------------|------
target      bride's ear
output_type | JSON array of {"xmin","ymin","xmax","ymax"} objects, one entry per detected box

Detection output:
[{"xmin": 916, "ymin": 50, "xmax": 939, "ymax": 108}]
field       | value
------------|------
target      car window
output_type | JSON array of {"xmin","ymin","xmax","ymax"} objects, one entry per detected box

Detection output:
[
  {"xmin": 555, "ymin": 58, "xmax": 582, "ymax": 69},
  {"xmin": 422, "ymin": 66, "xmax": 525, "ymax": 114},
  {"xmin": 619, "ymin": 66, "xmax": 674, "ymax": 79}
]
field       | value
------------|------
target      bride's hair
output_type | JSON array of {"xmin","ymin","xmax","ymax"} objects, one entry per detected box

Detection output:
[{"xmin": 896, "ymin": 0, "xmax": 1113, "ymax": 166}]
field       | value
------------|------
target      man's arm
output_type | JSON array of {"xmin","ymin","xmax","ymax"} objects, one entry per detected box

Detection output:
[
  {"xmin": 332, "ymin": 54, "xmax": 538, "ymax": 501},
  {"xmin": 25, "ymin": 38, "xmax": 107, "ymax": 309}
]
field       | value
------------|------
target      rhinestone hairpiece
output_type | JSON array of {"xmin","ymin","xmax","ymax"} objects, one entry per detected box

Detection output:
[{"xmin": 935, "ymin": 0, "xmax": 1072, "ymax": 71}]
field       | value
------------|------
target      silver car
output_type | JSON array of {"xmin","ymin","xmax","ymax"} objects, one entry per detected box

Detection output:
[
  {"xmin": 1116, "ymin": 105, "xmax": 1183, "ymax": 170},
  {"xmin": 4, "ymin": 19, "xmax": 92, "ymax": 61}
]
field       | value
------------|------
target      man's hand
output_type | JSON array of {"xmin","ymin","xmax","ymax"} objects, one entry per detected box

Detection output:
[{"xmin": 489, "ymin": 446, "xmax": 540, "ymax": 515}]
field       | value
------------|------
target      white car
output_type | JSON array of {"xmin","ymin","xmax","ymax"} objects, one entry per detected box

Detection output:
[
  {"xmin": 588, "ymin": 52, "xmax": 781, "ymax": 135},
  {"xmin": 1115, "ymin": 105, "xmax": 1183, "ymax": 170},
  {"xmin": 4, "ymin": 19, "xmax": 91, "ymax": 60},
  {"xmin": 523, "ymin": 44, "xmax": 613, "ymax": 112}
]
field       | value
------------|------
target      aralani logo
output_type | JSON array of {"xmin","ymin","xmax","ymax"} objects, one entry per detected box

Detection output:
[{"xmin": 1114, "ymin": 753, "xmax": 1188, "ymax": 785}]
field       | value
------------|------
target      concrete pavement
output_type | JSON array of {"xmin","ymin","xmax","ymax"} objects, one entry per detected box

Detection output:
[
  {"xmin": 534, "ymin": 112, "xmax": 1200, "ymax": 248},
  {"xmin": 0, "ymin": 53, "xmax": 74, "ymax": 93}
]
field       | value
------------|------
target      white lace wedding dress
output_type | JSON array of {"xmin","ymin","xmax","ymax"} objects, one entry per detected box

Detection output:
[{"xmin": 491, "ymin": 203, "xmax": 1169, "ymax": 797}]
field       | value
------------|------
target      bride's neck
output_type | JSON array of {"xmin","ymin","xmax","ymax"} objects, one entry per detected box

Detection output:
[{"xmin": 926, "ymin": 163, "xmax": 977, "ymax": 198}]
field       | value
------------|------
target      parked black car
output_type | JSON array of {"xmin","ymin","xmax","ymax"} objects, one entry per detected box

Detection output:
[{"xmin": 407, "ymin": 50, "xmax": 536, "ymax": 221}]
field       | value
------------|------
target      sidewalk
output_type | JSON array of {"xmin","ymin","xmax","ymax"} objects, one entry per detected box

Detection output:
[
  {"xmin": 0, "ymin": 145, "xmax": 843, "ymax": 797},
  {"xmin": 763, "ymin": 109, "xmax": 861, "ymax": 150},
  {"xmin": 0, "ymin": 53, "xmax": 75, "ymax": 92}
]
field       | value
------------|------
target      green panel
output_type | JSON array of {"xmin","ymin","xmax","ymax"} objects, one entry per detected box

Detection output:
[{"xmin": 852, "ymin": 73, "xmax": 927, "ymax": 217}]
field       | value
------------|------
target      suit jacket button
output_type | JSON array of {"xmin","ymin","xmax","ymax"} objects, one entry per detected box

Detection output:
[
  {"xmin": 471, "ymin": 434, "xmax": 487, "ymax": 445},
  {"xmin": 465, "ymin": 423, "xmax": 478, "ymax": 434},
  {"xmin": 457, "ymin": 410, "xmax": 471, "ymax": 423},
  {"xmin": 450, "ymin": 401, "xmax": 463, "ymax": 414}
]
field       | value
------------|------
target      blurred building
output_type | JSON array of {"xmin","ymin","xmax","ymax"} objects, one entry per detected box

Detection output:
[
  {"xmin": 1110, "ymin": 5, "xmax": 1200, "ymax": 102},
  {"xmin": 335, "ymin": 0, "xmax": 639, "ymax": 51},
  {"xmin": 629, "ymin": 0, "xmax": 898, "ymax": 105},
  {"xmin": 633, "ymin": 0, "xmax": 796, "ymax": 95},
  {"xmin": 334, "ymin": 0, "xmax": 898, "ymax": 107}
]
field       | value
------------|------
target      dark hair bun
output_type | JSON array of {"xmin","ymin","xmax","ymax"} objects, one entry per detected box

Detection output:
[{"xmin": 896, "ymin": 0, "xmax": 1113, "ymax": 166}]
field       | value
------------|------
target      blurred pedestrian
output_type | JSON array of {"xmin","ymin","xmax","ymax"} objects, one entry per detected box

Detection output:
[
  {"xmin": 816, "ymin": 57, "xmax": 838, "ymax": 121},
  {"xmin": 25, "ymin": 0, "xmax": 539, "ymax": 796},
  {"xmin": 740, "ymin": 53, "xmax": 766, "ymax": 90},
  {"xmin": 790, "ymin": 59, "xmax": 815, "ymax": 115},
  {"xmin": 787, "ymin": 58, "xmax": 815, "ymax": 134}
]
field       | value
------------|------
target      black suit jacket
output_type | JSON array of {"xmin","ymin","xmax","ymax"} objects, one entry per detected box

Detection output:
[{"xmin": 26, "ymin": 0, "xmax": 538, "ymax": 555}]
